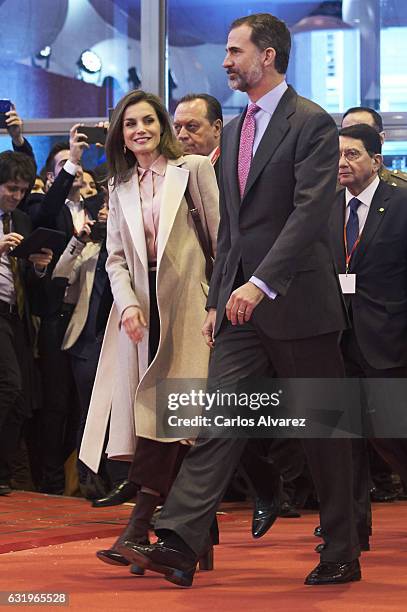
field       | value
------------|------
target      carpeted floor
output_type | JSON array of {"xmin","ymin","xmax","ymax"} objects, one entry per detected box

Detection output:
[{"xmin": 1, "ymin": 492, "xmax": 407, "ymax": 610}]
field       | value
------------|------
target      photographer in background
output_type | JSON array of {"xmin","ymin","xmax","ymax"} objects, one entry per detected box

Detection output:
[
  {"xmin": 0, "ymin": 151, "xmax": 52, "ymax": 495},
  {"xmin": 52, "ymin": 204, "xmax": 132, "ymax": 503}
]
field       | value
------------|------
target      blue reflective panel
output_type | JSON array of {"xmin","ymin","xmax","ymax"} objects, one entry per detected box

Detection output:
[
  {"xmin": 0, "ymin": 0, "xmax": 141, "ymax": 119},
  {"xmin": 0, "ymin": 135, "xmax": 106, "ymax": 175},
  {"xmin": 383, "ymin": 141, "xmax": 407, "ymax": 172}
]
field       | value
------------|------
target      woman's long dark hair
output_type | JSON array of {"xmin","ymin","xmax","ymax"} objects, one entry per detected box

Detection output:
[{"xmin": 105, "ymin": 90, "xmax": 183, "ymax": 188}]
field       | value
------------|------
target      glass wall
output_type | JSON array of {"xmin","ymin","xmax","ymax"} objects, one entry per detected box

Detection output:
[
  {"xmin": 0, "ymin": 0, "xmax": 141, "ymax": 119},
  {"xmin": 1, "ymin": 0, "xmax": 407, "ymax": 158}
]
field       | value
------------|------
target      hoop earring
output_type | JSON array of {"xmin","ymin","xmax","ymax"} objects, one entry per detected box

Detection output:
[{"xmin": 123, "ymin": 144, "xmax": 127, "ymax": 154}]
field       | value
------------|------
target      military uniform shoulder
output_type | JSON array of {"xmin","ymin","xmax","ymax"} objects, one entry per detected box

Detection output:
[{"xmin": 379, "ymin": 165, "xmax": 407, "ymax": 188}]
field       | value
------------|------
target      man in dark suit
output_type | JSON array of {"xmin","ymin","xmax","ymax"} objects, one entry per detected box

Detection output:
[
  {"xmin": 117, "ymin": 13, "xmax": 361, "ymax": 586},
  {"xmin": 175, "ymin": 92, "xmax": 302, "ymax": 524},
  {"xmin": 0, "ymin": 151, "xmax": 52, "ymax": 494},
  {"xmin": 330, "ymin": 123, "xmax": 407, "ymax": 529},
  {"xmin": 341, "ymin": 108, "xmax": 407, "ymax": 503},
  {"xmin": 31, "ymin": 127, "xmax": 102, "ymax": 495}
]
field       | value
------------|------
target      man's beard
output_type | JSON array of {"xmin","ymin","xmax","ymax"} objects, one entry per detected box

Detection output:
[{"xmin": 227, "ymin": 59, "xmax": 263, "ymax": 92}]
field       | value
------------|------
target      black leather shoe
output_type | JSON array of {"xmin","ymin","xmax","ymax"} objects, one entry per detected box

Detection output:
[
  {"xmin": 252, "ymin": 489, "xmax": 282, "ymax": 539},
  {"xmin": 96, "ymin": 535, "xmax": 149, "ymax": 567},
  {"xmin": 314, "ymin": 525, "xmax": 323, "ymax": 538},
  {"xmin": 92, "ymin": 480, "xmax": 138, "ymax": 508},
  {"xmin": 128, "ymin": 547, "xmax": 213, "ymax": 576},
  {"xmin": 0, "ymin": 484, "xmax": 12, "ymax": 496},
  {"xmin": 305, "ymin": 559, "xmax": 361, "ymax": 585},
  {"xmin": 117, "ymin": 540, "xmax": 197, "ymax": 587},
  {"xmin": 96, "ymin": 549, "xmax": 130, "ymax": 566}
]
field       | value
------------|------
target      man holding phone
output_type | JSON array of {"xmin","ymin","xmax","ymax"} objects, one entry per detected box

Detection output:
[
  {"xmin": 0, "ymin": 150, "xmax": 52, "ymax": 495},
  {"xmin": 32, "ymin": 124, "xmax": 106, "ymax": 496},
  {"xmin": 0, "ymin": 101, "xmax": 35, "ymax": 161}
]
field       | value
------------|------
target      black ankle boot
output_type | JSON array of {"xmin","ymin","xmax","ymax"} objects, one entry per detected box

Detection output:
[{"xmin": 96, "ymin": 491, "xmax": 158, "ymax": 567}]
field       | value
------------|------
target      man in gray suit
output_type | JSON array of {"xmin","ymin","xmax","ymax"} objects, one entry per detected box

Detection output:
[{"xmin": 118, "ymin": 13, "xmax": 361, "ymax": 586}]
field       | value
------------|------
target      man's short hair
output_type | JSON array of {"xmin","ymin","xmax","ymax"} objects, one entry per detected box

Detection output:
[
  {"xmin": 0, "ymin": 151, "xmax": 36, "ymax": 186},
  {"xmin": 176, "ymin": 94, "xmax": 223, "ymax": 124},
  {"xmin": 342, "ymin": 107, "xmax": 384, "ymax": 133},
  {"xmin": 45, "ymin": 141, "xmax": 70, "ymax": 174},
  {"xmin": 230, "ymin": 13, "xmax": 291, "ymax": 74},
  {"xmin": 339, "ymin": 124, "xmax": 382, "ymax": 156}
]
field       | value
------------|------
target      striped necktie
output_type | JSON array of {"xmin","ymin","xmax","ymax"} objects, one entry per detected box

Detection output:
[{"xmin": 2, "ymin": 213, "xmax": 24, "ymax": 317}]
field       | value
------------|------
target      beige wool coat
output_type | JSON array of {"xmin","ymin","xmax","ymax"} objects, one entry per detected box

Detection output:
[{"xmin": 79, "ymin": 155, "xmax": 219, "ymax": 473}]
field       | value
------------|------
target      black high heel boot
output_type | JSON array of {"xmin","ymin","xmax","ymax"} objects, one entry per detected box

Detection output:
[
  {"xmin": 96, "ymin": 491, "xmax": 158, "ymax": 567},
  {"xmin": 198, "ymin": 545, "xmax": 214, "ymax": 571}
]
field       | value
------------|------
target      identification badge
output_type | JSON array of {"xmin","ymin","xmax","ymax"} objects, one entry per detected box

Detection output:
[{"xmin": 339, "ymin": 273, "xmax": 356, "ymax": 294}]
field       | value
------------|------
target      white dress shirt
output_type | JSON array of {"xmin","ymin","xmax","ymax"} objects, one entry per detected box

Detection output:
[
  {"xmin": 65, "ymin": 198, "xmax": 87, "ymax": 234},
  {"xmin": 251, "ymin": 80, "xmax": 288, "ymax": 156}
]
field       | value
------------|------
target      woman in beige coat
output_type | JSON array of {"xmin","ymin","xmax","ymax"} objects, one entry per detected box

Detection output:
[{"xmin": 78, "ymin": 90, "xmax": 219, "ymax": 571}]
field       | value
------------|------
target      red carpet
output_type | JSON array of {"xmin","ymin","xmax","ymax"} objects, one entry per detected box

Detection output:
[{"xmin": 1, "ymin": 493, "xmax": 407, "ymax": 610}]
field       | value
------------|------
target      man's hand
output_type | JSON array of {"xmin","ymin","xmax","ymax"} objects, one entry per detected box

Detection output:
[
  {"xmin": 0, "ymin": 232, "xmax": 23, "ymax": 255},
  {"xmin": 29, "ymin": 247, "xmax": 53, "ymax": 270},
  {"xmin": 5, "ymin": 106, "xmax": 24, "ymax": 146},
  {"xmin": 226, "ymin": 281, "xmax": 265, "ymax": 325},
  {"xmin": 69, "ymin": 123, "xmax": 89, "ymax": 165},
  {"xmin": 202, "ymin": 308, "xmax": 216, "ymax": 348},
  {"xmin": 121, "ymin": 305, "xmax": 147, "ymax": 344}
]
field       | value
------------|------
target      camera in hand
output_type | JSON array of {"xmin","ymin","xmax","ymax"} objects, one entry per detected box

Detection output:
[
  {"xmin": 89, "ymin": 221, "xmax": 107, "ymax": 243},
  {"xmin": 0, "ymin": 99, "xmax": 12, "ymax": 129}
]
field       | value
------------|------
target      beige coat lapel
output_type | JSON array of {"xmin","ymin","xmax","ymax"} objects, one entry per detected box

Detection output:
[
  {"xmin": 116, "ymin": 173, "xmax": 148, "ymax": 273},
  {"xmin": 157, "ymin": 159, "xmax": 189, "ymax": 268},
  {"xmin": 84, "ymin": 242, "xmax": 100, "ymax": 299}
]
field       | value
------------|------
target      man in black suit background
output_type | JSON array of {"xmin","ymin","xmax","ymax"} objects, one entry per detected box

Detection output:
[
  {"xmin": 340, "ymin": 109, "xmax": 407, "ymax": 504},
  {"xmin": 331, "ymin": 124, "xmax": 407, "ymax": 528},
  {"xmin": 32, "ymin": 126, "xmax": 101, "ymax": 495},
  {"xmin": 118, "ymin": 13, "xmax": 361, "ymax": 586},
  {"xmin": 0, "ymin": 151, "xmax": 52, "ymax": 495},
  {"xmin": 174, "ymin": 91, "xmax": 303, "ymax": 524}
]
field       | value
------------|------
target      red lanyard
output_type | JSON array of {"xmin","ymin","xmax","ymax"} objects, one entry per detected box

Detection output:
[
  {"xmin": 343, "ymin": 224, "xmax": 361, "ymax": 273},
  {"xmin": 210, "ymin": 146, "xmax": 221, "ymax": 166}
]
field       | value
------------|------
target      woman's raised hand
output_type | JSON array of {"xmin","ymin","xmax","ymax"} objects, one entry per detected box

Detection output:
[{"xmin": 121, "ymin": 305, "xmax": 147, "ymax": 343}]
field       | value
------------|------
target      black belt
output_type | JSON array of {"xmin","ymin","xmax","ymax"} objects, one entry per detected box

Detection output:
[{"xmin": 0, "ymin": 299, "xmax": 18, "ymax": 315}]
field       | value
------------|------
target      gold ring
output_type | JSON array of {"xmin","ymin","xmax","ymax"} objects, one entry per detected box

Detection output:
[{"xmin": 238, "ymin": 310, "xmax": 245, "ymax": 314}]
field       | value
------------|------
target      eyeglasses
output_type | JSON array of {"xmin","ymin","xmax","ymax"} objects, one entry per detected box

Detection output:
[{"xmin": 339, "ymin": 148, "xmax": 365, "ymax": 162}]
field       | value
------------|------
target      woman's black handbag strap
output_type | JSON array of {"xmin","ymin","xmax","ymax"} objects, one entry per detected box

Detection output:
[{"xmin": 184, "ymin": 188, "xmax": 214, "ymax": 282}]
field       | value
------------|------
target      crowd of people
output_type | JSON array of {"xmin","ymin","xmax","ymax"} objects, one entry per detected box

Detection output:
[{"xmin": 1, "ymin": 11, "xmax": 407, "ymax": 588}]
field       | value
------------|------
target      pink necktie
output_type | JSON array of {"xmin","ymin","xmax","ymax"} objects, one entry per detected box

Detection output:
[{"xmin": 238, "ymin": 103, "xmax": 259, "ymax": 198}]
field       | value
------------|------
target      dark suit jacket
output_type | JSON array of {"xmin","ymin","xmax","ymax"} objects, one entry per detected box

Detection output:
[
  {"xmin": 331, "ymin": 180, "xmax": 407, "ymax": 369},
  {"xmin": 207, "ymin": 85, "xmax": 347, "ymax": 340},
  {"xmin": 10, "ymin": 208, "xmax": 37, "ymax": 344}
]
